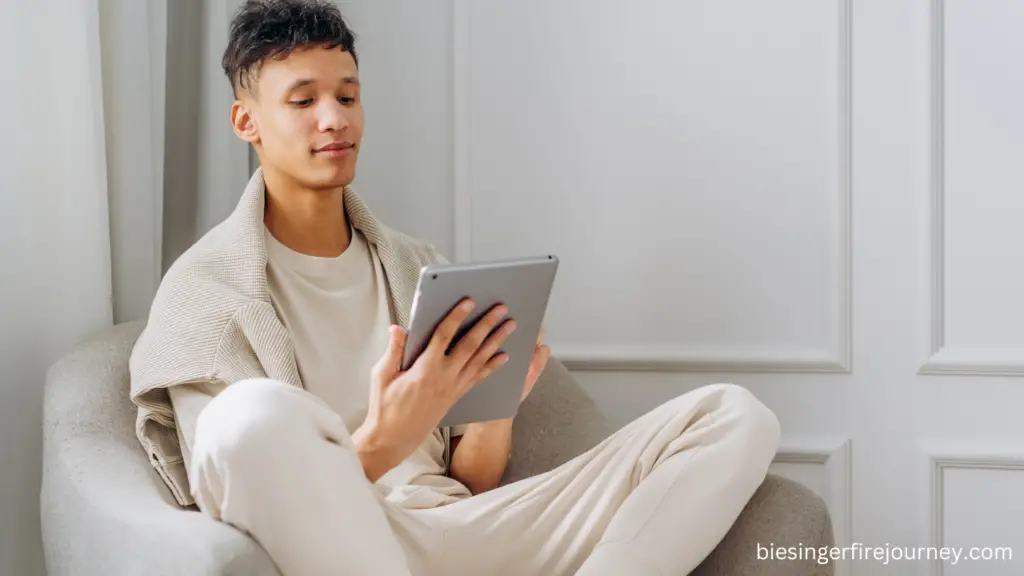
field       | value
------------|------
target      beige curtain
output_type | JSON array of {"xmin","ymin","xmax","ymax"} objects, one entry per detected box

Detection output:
[
  {"xmin": 100, "ymin": 0, "xmax": 251, "ymax": 324},
  {"xmin": 0, "ymin": 2, "xmax": 250, "ymax": 573}
]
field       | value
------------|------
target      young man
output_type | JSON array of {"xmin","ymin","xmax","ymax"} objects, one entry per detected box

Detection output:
[{"xmin": 129, "ymin": 1, "xmax": 781, "ymax": 574}]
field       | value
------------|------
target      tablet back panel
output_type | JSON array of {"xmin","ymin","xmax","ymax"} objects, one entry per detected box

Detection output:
[{"xmin": 401, "ymin": 255, "xmax": 559, "ymax": 427}]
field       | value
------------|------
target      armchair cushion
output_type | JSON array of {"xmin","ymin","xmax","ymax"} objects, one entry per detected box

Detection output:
[{"xmin": 41, "ymin": 322, "xmax": 835, "ymax": 575}]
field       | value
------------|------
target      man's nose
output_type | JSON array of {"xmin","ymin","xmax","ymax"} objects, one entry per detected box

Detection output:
[{"xmin": 318, "ymin": 100, "xmax": 350, "ymax": 132}]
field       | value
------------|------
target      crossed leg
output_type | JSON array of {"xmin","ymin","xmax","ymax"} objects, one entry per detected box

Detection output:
[
  {"xmin": 188, "ymin": 379, "xmax": 779, "ymax": 575},
  {"xmin": 425, "ymin": 382, "xmax": 780, "ymax": 575}
]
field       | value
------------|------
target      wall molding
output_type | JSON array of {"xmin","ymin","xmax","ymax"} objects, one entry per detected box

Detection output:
[
  {"xmin": 453, "ymin": 0, "xmax": 852, "ymax": 373},
  {"xmin": 775, "ymin": 437, "xmax": 853, "ymax": 576},
  {"xmin": 929, "ymin": 453, "xmax": 1024, "ymax": 576},
  {"xmin": 553, "ymin": 346, "xmax": 845, "ymax": 373},
  {"xmin": 920, "ymin": 0, "xmax": 1024, "ymax": 377},
  {"xmin": 453, "ymin": 0, "xmax": 472, "ymax": 265},
  {"xmin": 920, "ymin": 348, "xmax": 1024, "ymax": 377}
]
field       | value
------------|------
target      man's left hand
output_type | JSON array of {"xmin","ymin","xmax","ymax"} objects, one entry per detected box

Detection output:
[{"xmin": 520, "ymin": 326, "xmax": 549, "ymax": 402}]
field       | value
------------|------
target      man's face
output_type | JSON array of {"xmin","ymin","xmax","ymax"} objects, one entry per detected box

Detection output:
[{"xmin": 233, "ymin": 46, "xmax": 363, "ymax": 190}]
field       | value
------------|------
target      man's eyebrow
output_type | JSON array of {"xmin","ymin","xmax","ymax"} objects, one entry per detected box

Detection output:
[
  {"xmin": 284, "ymin": 76, "xmax": 359, "ymax": 92},
  {"xmin": 285, "ymin": 78, "xmax": 315, "ymax": 92}
]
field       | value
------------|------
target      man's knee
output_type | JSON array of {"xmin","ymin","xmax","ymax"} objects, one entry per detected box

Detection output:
[
  {"xmin": 676, "ymin": 383, "xmax": 781, "ymax": 452},
  {"xmin": 193, "ymin": 378, "xmax": 306, "ymax": 468},
  {"xmin": 709, "ymin": 383, "xmax": 782, "ymax": 475},
  {"xmin": 722, "ymin": 384, "xmax": 779, "ymax": 436}
]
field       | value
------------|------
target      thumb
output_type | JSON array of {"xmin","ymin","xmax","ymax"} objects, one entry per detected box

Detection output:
[{"xmin": 375, "ymin": 325, "xmax": 407, "ymax": 381}]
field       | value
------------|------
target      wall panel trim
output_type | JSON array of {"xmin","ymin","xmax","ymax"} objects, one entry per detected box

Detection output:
[
  {"xmin": 929, "ymin": 452, "xmax": 1024, "ymax": 576},
  {"xmin": 453, "ymin": 0, "xmax": 852, "ymax": 373},
  {"xmin": 920, "ymin": 0, "xmax": 1024, "ymax": 377}
]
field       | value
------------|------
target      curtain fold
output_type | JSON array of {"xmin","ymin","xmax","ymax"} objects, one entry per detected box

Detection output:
[
  {"xmin": 0, "ymin": 2, "xmax": 249, "ymax": 573},
  {"xmin": 99, "ymin": 0, "xmax": 167, "ymax": 323},
  {"xmin": 101, "ymin": 0, "xmax": 250, "ymax": 323},
  {"xmin": 2, "ymin": 1, "xmax": 113, "ymax": 574}
]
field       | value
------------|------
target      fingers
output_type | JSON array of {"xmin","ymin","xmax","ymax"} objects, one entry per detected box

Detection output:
[
  {"xmin": 426, "ymin": 298, "xmax": 476, "ymax": 358},
  {"xmin": 373, "ymin": 325, "xmax": 407, "ymax": 383},
  {"xmin": 466, "ymin": 351, "xmax": 510, "ymax": 390},
  {"xmin": 527, "ymin": 344, "xmax": 551, "ymax": 385},
  {"xmin": 460, "ymin": 316, "xmax": 517, "ymax": 379},
  {"xmin": 449, "ymin": 303, "xmax": 511, "ymax": 365}
]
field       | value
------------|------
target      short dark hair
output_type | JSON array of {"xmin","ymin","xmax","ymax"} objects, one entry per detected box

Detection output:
[{"xmin": 222, "ymin": 0, "xmax": 358, "ymax": 97}]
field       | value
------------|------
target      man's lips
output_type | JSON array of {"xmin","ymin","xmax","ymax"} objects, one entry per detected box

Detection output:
[{"xmin": 314, "ymin": 142, "xmax": 355, "ymax": 155}]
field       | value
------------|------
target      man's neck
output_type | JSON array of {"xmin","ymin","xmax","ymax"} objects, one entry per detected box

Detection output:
[{"xmin": 262, "ymin": 169, "xmax": 351, "ymax": 258}]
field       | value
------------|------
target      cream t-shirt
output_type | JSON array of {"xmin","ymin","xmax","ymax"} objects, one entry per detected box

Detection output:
[{"xmin": 265, "ymin": 224, "xmax": 470, "ymax": 508}]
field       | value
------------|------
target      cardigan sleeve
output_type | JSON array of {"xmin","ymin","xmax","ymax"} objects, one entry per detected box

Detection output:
[{"xmin": 167, "ymin": 380, "xmax": 226, "ymax": 480}]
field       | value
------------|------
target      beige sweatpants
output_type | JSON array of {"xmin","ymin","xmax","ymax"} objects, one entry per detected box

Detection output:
[{"xmin": 189, "ymin": 378, "xmax": 780, "ymax": 575}]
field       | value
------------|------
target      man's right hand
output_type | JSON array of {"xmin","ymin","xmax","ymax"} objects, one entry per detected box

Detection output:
[{"xmin": 352, "ymin": 297, "xmax": 516, "ymax": 482}]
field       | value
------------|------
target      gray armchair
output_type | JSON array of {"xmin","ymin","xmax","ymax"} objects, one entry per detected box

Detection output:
[{"xmin": 41, "ymin": 322, "xmax": 835, "ymax": 575}]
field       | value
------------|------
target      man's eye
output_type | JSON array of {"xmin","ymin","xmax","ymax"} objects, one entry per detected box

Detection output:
[
  {"xmin": 338, "ymin": 97, "xmax": 355, "ymax": 104},
  {"xmin": 291, "ymin": 99, "xmax": 312, "ymax": 107}
]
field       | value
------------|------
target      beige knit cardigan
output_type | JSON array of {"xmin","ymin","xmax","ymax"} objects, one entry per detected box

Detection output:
[{"xmin": 129, "ymin": 168, "xmax": 450, "ymax": 507}]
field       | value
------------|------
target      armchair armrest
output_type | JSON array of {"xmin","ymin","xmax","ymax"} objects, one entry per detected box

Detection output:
[{"xmin": 40, "ymin": 322, "xmax": 278, "ymax": 576}]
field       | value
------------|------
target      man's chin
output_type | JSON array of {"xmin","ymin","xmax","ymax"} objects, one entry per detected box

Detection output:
[
  {"xmin": 262, "ymin": 160, "xmax": 356, "ymax": 191},
  {"xmin": 301, "ymin": 167, "xmax": 356, "ymax": 191}
]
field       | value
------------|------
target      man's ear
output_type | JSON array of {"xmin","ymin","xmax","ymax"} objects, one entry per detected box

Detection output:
[{"xmin": 231, "ymin": 101, "xmax": 259, "ymax": 144}]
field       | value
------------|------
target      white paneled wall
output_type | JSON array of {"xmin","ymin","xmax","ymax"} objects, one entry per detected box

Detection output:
[
  {"xmin": 455, "ymin": 0, "xmax": 851, "ymax": 374},
  {"xmin": 921, "ymin": 0, "xmax": 1024, "ymax": 376},
  {"xmin": 345, "ymin": 1, "xmax": 1024, "ymax": 574},
  {"xmin": 931, "ymin": 456, "xmax": 1024, "ymax": 576}
]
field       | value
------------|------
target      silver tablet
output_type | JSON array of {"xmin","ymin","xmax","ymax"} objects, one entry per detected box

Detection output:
[{"xmin": 401, "ymin": 254, "xmax": 559, "ymax": 427}]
